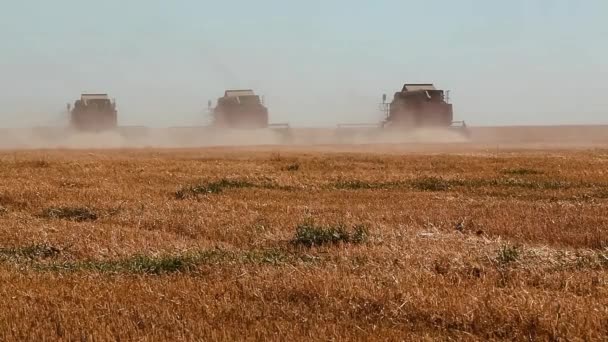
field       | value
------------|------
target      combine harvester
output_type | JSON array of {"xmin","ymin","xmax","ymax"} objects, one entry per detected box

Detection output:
[
  {"xmin": 67, "ymin": 93, "xmax": 148, "ymax": 142},
  {"xmin": 16, "ymin": 85, "xmax": 466, "ymax": 149},
  {"xmin": 69, "ymin": 93, "xmax": 117, "ymax": 131},
  {"xmin": 336, "ymin": 83, "xmax": 469, "ymax": 143},
  {"xmin": 206, "ymin": 89, "xmax": 292, "ymax": 144},
  {"xmin": 41, "ymin": 90, "xmax": 290, "ymax": 147},
  {"xmin": 211, "ymin": 89, "xmax": 269, "ymax": 129},
  {"xmin": 28, "ymin": 93, "xmax": 127, "ymax": 147}
]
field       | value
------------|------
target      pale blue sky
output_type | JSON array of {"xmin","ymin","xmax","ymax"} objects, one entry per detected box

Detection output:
[{"xmin": 1, "ymin": 0, "xmax": 606, "ymax": 127}]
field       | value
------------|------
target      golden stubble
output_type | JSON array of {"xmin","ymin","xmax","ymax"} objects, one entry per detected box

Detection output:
[{"xmin": 0, "ymin": 146, "xmax": 606, "ymax": 341}]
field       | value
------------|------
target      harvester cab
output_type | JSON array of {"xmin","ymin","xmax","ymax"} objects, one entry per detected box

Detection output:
[
  {"xmin": 69, "ymin": 93, "xmax": 117, "ymax": 132},
  {"xmin": 210, "ymin": 89, "xmax": 269, "ymax": 129}
]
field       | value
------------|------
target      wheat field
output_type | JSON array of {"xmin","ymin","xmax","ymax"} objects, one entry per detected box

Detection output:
[{"xmin": 0, "ymin": 144, "xmax": 607, "ymax": 341}]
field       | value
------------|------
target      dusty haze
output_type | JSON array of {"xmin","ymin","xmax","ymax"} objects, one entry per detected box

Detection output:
[
  {"xmin": 0, "ymin": 127, "xmax": 470, "ymax": 149},
  {"xmin": 0, "ymin": 125, "xmax": 607, "ymax": 150}
]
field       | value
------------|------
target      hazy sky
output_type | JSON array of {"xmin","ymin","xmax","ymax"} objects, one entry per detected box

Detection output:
[{"xmin": 1, "ymin": 0, "xmax": 606, "ymax": 127}]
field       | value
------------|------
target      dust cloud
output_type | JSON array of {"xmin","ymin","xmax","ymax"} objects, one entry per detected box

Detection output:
[
  {"xmin": 0, "ymin": 126, "xmax": 472, "ymax": 150},
  {"xmin": 1, "ymin": 125, "xmax": 607, "ymax": 150}
]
